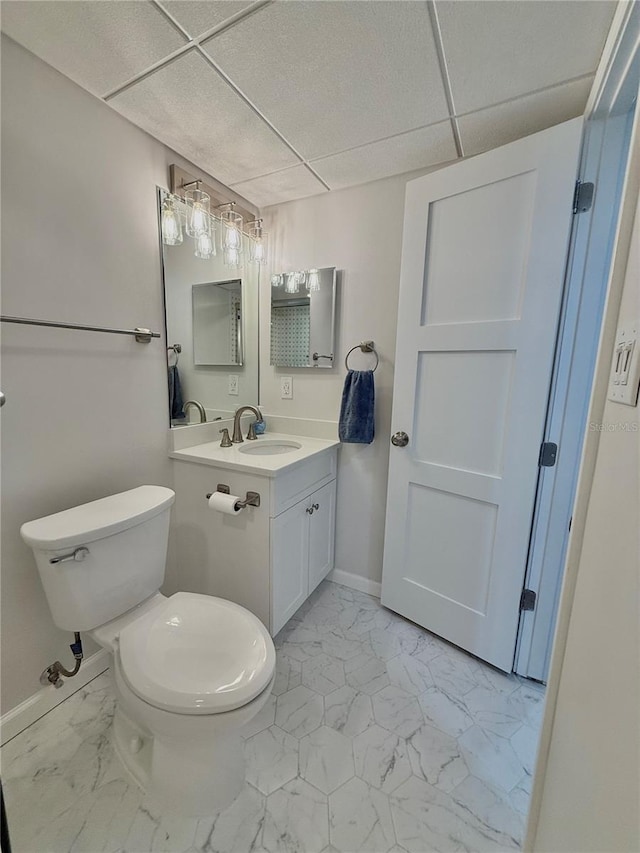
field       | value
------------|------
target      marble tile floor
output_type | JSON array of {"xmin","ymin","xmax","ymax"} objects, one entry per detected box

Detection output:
[{"xmin": 2, "ymin": 580, "xmax": 546, "ymax": 853}]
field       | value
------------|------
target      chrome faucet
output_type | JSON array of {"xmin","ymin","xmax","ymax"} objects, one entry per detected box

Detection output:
[
  {"xmin": 232, "ymin": 405, "xmax": 262, "ymax": 443},
  {"xmin": 183, "ymin": 400, "xmax": 207, "ymax": 423}
]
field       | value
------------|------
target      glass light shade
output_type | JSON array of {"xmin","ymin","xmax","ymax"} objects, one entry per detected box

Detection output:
[
  {"xmin": 161, "ymin": 195, "xmax": 183, "ymax": 245},
  {"xmin": 224, "ymin": 246, "xmax": 242, "ymax": 268},
  {"xmin": 194, "ymin": 228, "xmax": 215, "ymax": 259},
  {"xmin": 285, "ymin": 272, "xmax": 299, "ymax": 294},
  {"xmin": 307, "ymin": 268, "xmax": 320, "ymax": 292},
  {"xmin": 185, "ymin": 188, "xmax": 210, "ymax": 237},
  {"xmin": 248, "ymin": 219, "xmax": 268, "ymax": 264},
  {"xmin": 295, "ymin": 271, "xmax": 307, "ymax": 288},
  {"xmin": 271, "ymin": 273, "xmax": 283, "ymax": 287},
  {"xmin": 250, "ymin": 233, "xmax": 268, "ymax": 264},
  {"xmin": 220, "ymin": 204, "xmax": 243, "ymax": 251}
]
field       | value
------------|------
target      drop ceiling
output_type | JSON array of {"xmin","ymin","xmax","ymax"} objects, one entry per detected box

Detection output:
[{"xmin": 1, "ymin": 0, "xmax": 616, "ymax": 208}]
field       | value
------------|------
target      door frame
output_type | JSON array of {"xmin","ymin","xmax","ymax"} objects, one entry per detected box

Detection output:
[
  {"xmin": 526, "ymin": 4, "xmax": 640, "ymax": 846},
  {"xmin": 514, "ymin": 4, "xmax": 640, "ymax": 682}
]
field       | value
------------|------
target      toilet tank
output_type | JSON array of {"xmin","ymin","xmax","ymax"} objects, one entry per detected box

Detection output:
[{"xmin": 20, "ymin": 486, "xmax": 175, "ymax": 631}]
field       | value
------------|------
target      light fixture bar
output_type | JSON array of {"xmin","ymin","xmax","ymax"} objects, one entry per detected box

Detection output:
[{"xmin": 169, "ymin": 165, "xmax": 257, "ymax": 228}]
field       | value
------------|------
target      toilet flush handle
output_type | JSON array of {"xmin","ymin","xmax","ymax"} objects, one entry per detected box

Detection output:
[{"xmin": 49, "ymin": 546, "xmax": 90, "ymax": 565}]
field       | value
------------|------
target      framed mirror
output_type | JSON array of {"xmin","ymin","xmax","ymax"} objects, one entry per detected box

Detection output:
[
  {"xmin": 158, "ymin": 190, "xmax": 260, "ymax": 426},
  {"xmin": 270, "ymin": 267, "xmax": 336, "ymax": 368}
]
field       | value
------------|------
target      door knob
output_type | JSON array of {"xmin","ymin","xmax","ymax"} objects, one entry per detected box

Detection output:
[{"xmin": 391, "ymin": 431, "xmax": 409, "ymax": 447}]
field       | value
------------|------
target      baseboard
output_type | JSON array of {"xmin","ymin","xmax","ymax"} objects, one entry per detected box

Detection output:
[
  {"xmin": 0, "ymin": 649, "xmax": 110, "ymax": 746},
  {"xmin": 328, "ymin": 568, "xmax": 382, "ymax": 598}
]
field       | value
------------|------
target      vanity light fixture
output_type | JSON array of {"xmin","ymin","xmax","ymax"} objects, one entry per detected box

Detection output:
[
  {"xmin": 161, "ymin": 194, "xmax": 183, "ymax": 246},
  {"xmin": 247, "ymin": 219, "xmax": 268, "ymax": 265},
  {"xmin": 285, "ymin": 272, "xmax": 299, "ymax": 294},
  {"xmin": 270, "ymin": 274, "xmax": 283, "ymax": 288},
  {"xmin": 307, "ymin": 269, "xmax": 320, "ymax": 292},
  {"xmin": 184, "ymin": 182, "xmax": 211, "ymax": 238}
]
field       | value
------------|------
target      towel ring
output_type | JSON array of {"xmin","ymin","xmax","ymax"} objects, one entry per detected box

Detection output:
[
  {"xmin": 167, "ymin": 343, "xmax": 181, "ymax": 367},
  {"xmin": 345, "ymin": 341, "xmax": 379, "ymax": 372}
]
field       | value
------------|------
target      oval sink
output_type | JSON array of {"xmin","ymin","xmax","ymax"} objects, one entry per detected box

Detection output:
[{"xmin": 238, "ymin": 439, "xmax": 302, "ymax": 456}]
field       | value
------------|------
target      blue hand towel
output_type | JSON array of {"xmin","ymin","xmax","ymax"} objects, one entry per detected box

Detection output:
[
  {"xmin": 168, "ymin": 365, "xmax": 186, "ymax": 420},
  {"xmin": 339, "ymin": 370, "xmax": 375, "ymax": 444}
]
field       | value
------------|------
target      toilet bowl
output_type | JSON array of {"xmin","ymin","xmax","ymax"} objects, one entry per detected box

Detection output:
[{"xmin": 20, "ymin": 486, "xmax": 276, "ymax": 815}]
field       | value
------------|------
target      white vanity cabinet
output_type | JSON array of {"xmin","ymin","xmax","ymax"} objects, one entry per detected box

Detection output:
[
  {"xmin": 169, "ymin": 437, "xmax": 338, "ymax": 636},
  {"xmin": 272, "ymin": 479, "xmax": 336, "ymax": 634}
]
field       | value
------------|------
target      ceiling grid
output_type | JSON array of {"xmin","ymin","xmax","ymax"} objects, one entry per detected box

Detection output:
[{"xmin": 0, "ymin": 0, "xmax": 617, "ymax": 208}]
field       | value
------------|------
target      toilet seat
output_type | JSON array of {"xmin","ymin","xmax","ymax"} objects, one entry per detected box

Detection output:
[{"xmin": 118, "ymin": 592, "xmax": 275, "ymax": 715}]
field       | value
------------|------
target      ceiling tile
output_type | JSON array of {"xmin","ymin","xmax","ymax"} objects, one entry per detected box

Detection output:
[
  {"xmin": 109, "ymin": 50, "xmax": 299, "ymax": 185},
  {"xmin": 311, "ymin": 122, "xmax": 458, "ymax": 190},
  {"xmin": 158, "ymin": 1, "xmax": 255, "ymax": 39},
  {"xmin": 202, "ymin": 1, "xmax": 449, "ymax": 160},
  {"xmin": 458, "ymin": 76, "xmax": 594, "ymax": 158},
  {"xmin": 0, "ymin": 0, "xmax": 186, "ymax": 96},
  {"xmin": 436, "ymin": 0, "xmax": 615, "ymax": 115},
  {"xmin": 230, "ymin": 165, "xmax": 327, "ymax": 207}
]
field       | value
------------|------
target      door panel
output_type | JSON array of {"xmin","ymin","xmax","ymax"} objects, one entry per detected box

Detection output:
[
  {"xmin": 413, "ymin": 350, "xmax": 515, "ymax": 475},
  {"xmin": 308, "ymin": 481, "xmax": 336, "ymax": 594},
  {"xmin": 421, "ymin": 172, "xmax": 536, "ymax": 325},
  {"xmin": 382, "ymin": 119, "xmax": 583, "ymax": 671},
  {"xmin": 271, "ymin": 500, "xmax": 309, "ymax": 635}
]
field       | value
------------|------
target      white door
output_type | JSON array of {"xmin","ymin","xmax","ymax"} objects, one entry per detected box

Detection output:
[{"xmin": 381, "ymin": 119, "xmax": 583, "ymax": 672}]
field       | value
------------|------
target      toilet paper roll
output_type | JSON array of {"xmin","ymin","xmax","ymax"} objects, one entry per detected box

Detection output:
[{"xmin": 208, "ymin": 491, "xmax": 242, "ymax": 515}]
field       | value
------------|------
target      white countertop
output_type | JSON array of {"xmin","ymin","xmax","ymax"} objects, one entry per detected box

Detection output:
[{"xmin": 169, "ymin": 432, "xmax": 340, "ymax": 477}]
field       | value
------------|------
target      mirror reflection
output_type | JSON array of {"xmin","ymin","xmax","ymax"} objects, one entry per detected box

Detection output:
[
  {"xmin": 270, "ymin": 267, "xmax": 336, "ymax": 368},
  {"xmin": 192, "ymin": 280, "xmax": 243, "ymax": 366},
  {"xmin": 159, "ymin": 190, "xmax": 260, "ymax": 426}
]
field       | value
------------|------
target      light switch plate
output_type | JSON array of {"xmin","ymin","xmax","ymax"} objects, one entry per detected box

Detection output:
[
  {"xmin": 280, "ymin": 376, "xmax": 293, "ymax": 399},
  {"xmin": 608, "ymin": 325, "xmax": 639, "ymax": 405},
  {"xmin": 228, "ymin": 375, "xmax": 239, "ymax": 396}
]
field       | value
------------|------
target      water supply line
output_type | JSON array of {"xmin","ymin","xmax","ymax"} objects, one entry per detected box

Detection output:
[{"xmin": 40, "ymin": 632, "xmax": 83, "ymax": 688}]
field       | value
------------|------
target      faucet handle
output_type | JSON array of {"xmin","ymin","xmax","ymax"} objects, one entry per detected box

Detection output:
[
  {"xmin": 219, "ymin": 428, "xmax": 233, "ymax": 448},
  {"xmin": 246, "ymin": 422, "xmax": 257, "ymax": 441}
]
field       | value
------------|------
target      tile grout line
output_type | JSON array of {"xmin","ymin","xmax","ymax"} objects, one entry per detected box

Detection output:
[
  {"xmin": 102, "ymin": 0, "xmax": 274, "ymax": 101},
  {"xmin": 427, "ymin": 1, "xmax": 464, "ymax": 158},
  {"xmin": 109, "ymin": 0, "xmax": 334, "ymax": 194},
  {"xmin": 455, "ymin": 71, "xmax": 595, "ymax": 119},
  {"xmin": 194, "ymin": 46, "xmax": 331, "ymax": 192}
]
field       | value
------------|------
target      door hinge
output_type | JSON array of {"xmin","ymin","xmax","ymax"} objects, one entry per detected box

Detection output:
[
  {"xmin": 520, "ymin": 589, "xmax": 537, "ymax": 612},
  {"xmin": 539, "ymin": 441, "xmax": 558, "ymax": 467},
  {"xmin": 573, "ymin": 180, "xmax": 594, "ymax": 214}
]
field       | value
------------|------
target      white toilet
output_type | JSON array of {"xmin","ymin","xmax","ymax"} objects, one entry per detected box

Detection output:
[{"xmin": 20, "ymin": 485, "xmax": 276, "ymax": 816}]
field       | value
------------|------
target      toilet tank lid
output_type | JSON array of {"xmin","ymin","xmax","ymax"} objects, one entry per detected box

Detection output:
[{"xmin": 20, "ymin": 486, "xmax": 175, "ymax": 550}]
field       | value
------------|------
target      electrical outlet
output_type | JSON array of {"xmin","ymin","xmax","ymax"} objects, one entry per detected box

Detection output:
[
  {"xmin": 228, "ymin": 374, "xmax": 239, "ymax": 396},
  {"xmin": 280, "ymin": 376, "xmax": 293, "ymax": 399}
]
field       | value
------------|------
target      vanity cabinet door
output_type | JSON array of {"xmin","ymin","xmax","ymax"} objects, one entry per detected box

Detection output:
[
  {"xmin": 308, "ymin": 480, "xmax": 336, "ymax": 595},
  {"xmin": 271, "ymin": 499, "xmax": 310, "ymax": 635}
]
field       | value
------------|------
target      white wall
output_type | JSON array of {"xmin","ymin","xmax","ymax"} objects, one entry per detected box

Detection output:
[
  {"xmin": 0, "ymin": 37, "xmax": 226, "ymax": 715},
  {"xmin": 529, "ymin": 162, "xmax": 640, "ymax": 848},
  {"xmin": 261, "ymin": 171, "xmax": 431, "ymax": 585}
]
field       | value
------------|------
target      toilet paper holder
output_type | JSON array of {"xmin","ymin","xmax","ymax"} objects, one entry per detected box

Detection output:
[{"xmin": 206, "ymin": 483, "xmax": 261, "ymax": 509}]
